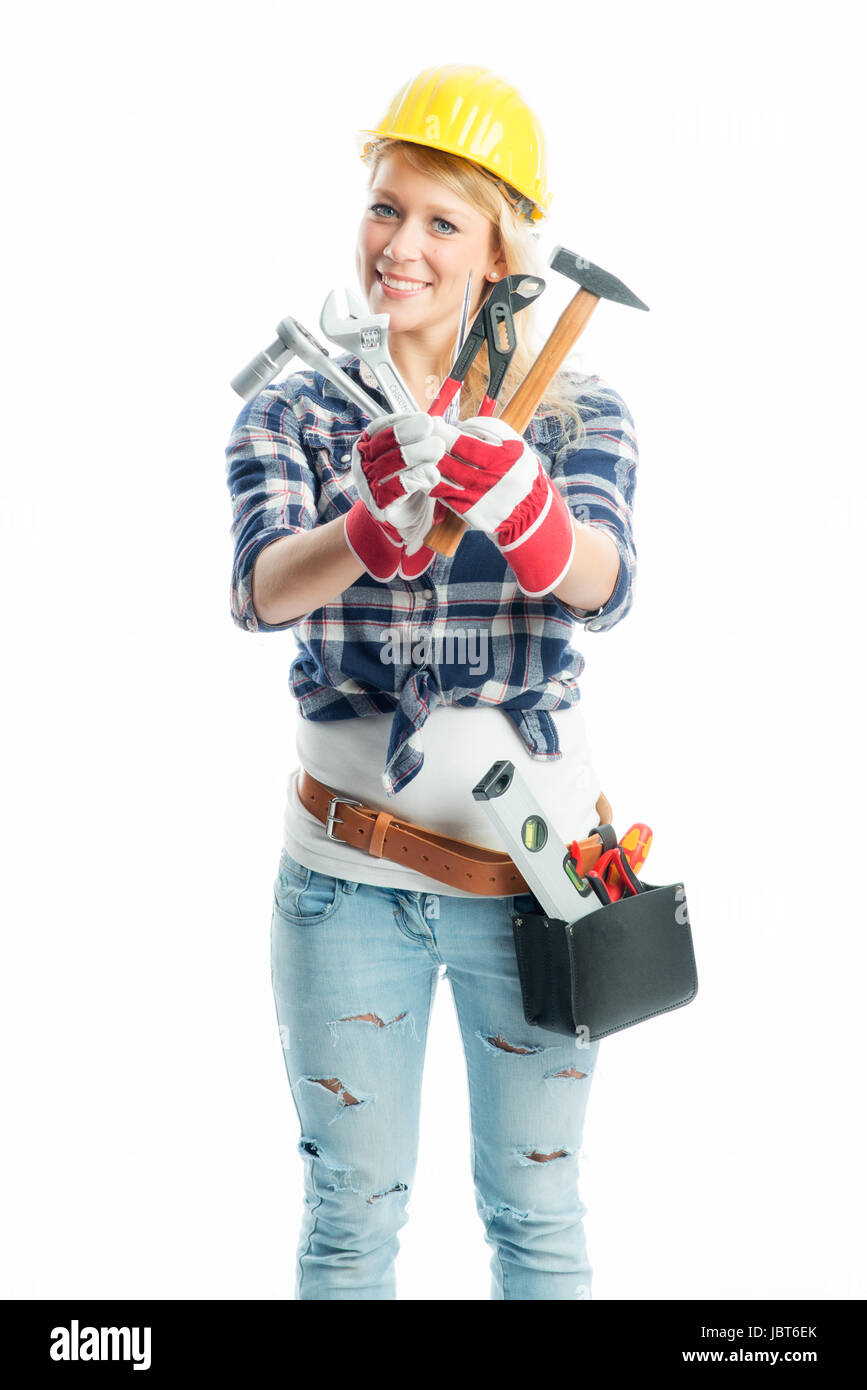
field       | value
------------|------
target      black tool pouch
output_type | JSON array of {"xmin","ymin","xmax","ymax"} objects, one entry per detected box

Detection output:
[{"xmin": 511, "ymin": 880, "xmax": 698, "ymax": 1041}]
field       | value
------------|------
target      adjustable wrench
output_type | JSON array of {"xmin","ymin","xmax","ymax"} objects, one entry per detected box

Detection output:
[{"xmin": 320, "ymin": 287, "xmax": 420, "ymax": 413}]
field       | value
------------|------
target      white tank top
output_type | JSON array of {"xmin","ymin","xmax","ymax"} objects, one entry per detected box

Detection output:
[{"xmin": 282, "ymin": 704, "xmax": 604, "ymax": 898}]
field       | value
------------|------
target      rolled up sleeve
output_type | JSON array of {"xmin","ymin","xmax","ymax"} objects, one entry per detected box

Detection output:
[
  {"xmin": 548, "ymin": 377, "xmax": 639, "ymax": 633},
  {"xmin": 224, "ymin": 384, "xmax": 318, "ymax": 632}
]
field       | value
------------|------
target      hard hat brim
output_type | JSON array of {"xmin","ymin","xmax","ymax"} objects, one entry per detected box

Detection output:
[{"xmin": 354, "ymin": 128, "xmax": 550, "ymax": 224}]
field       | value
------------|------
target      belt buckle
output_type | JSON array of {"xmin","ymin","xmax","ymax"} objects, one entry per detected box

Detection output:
[{"xmin": 325, "ymin": 795, "xmax": 362, "ymax": 840}]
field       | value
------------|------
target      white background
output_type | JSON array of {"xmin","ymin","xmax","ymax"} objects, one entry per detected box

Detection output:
[{"xmin": 2, "ymin": 0, "xmax": 864, "ymax": 1300}]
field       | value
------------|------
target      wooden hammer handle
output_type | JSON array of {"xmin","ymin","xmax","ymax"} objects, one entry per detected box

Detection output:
[{"xmin": 424, "ymin": 288, "xmax": 601, "ymax": 556}]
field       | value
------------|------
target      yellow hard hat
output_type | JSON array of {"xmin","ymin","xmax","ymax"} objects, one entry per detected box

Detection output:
[{"xmin": 356, "ymin": 64, "xmax": 551, "ymax": 224}]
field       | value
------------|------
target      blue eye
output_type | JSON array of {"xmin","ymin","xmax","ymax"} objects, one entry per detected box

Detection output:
[{"xmin": 369, "ymin": 203, "xmax": 458, "ymax": 234}]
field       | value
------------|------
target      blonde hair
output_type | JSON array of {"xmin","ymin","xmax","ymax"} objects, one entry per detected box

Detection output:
[{"xmin": 363, "ymin": 137, "xmax": 597, "ymax": 445}]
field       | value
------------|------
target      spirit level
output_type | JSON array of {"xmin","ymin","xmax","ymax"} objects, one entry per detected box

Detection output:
[{"xmin": 472, "ymin": 760, "xmax": 604, "ymax": 922}]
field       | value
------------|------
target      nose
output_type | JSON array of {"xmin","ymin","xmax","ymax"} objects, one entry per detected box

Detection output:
[{"xmin": 382, "ymin": 217, "xmax": 424, "ymax": 264}]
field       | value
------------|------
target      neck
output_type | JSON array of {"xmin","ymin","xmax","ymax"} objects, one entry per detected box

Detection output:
[{"xmin": 387, "ymin": 325, "xmax": 462, "ymax": 410}]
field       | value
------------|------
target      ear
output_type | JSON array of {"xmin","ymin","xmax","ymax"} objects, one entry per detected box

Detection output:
[{"xmin": 487, "ymin": 244, "xmax": 508, "ymax": 283}]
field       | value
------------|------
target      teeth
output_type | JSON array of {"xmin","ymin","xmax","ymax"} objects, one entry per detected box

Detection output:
[{"xmin": 381, "ymin": 273, "xmax": 429, "ymax": 291}]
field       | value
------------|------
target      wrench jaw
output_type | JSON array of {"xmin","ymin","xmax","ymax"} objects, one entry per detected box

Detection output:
[
  {"xmin": 343, "ymin": 286, "xmax": 373, "ymax": 320},
  {"xmin": 320, "ymin": 286, "xmax": 390, "ymax": 352},
  {"xmin": 319, "ymin": 285, "xmax": 421, "ymax": 413}
]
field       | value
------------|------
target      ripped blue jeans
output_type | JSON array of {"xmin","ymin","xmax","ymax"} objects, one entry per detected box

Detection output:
[{"xmin": 270, "ymin": 848, "xmax": 601, "ymax": 1301}]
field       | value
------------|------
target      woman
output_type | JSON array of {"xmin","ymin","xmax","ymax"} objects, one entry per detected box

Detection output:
[{"xmin": 225, "ymin": 64, "xmax": 639, "ymax": 1300}]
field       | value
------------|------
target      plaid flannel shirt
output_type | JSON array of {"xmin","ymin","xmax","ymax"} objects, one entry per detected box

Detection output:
[{"xmin": 225, "ymin": 354, "xmax": 638, "ymax": 795}]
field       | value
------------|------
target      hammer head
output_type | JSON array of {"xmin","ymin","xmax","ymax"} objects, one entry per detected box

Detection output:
[{"xmin": 549, "ymin": 246, "xmax": 649, "ymax": 311}]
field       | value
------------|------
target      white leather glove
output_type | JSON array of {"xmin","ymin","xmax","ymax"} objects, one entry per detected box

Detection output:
[
  {"xmin": 351, "ymin": 411, "xmax": 456, "ymax": 555},
  {"xmin": 430, "ymin": 415, "xmax": 575, "ymax": 596}
]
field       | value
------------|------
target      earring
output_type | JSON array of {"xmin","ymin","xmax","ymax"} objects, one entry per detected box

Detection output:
[{"xmin": 490, "ymin": 272, "xmax": 499, "ymax": 280}]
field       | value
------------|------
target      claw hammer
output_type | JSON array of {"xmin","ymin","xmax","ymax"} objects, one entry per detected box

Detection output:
[{"xmin": 424, "ymin": 247, "xmax": 649, "ymax": 556}]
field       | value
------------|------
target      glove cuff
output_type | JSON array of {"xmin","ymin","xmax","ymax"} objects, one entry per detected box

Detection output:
[
  {"xmin": 344, "ymin": 499, "xmax": 402, "ymax": 582},
  {"xmin": 498, "ymin": 479, "xmax": 576, "ymax": 597}
]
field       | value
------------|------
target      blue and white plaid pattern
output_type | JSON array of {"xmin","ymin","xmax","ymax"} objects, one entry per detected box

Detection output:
[{"xmin": 225, "ymin": 354, "xmax": 638, "ymax": 795}]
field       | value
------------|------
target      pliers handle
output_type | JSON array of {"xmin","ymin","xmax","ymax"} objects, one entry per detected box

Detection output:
[
  {"xmin": 586, "ymin": 846, "xmax": 644, "ymax": 906},
  {"xmin": 428, "ymin": 274, "xmax": 544, "ymax": 419}
]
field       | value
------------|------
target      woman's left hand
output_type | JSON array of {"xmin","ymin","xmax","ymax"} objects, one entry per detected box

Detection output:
[{"xmin": 429, "ymin": 416, "xmax": 576, "ymax": 597}]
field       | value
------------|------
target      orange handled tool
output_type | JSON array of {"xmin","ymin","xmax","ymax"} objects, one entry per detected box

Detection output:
[
  {"xmin": 568, "ymin": 821, "xmax": 653, "ymax": 903},
  {"xmin": 605, "ymin": 823, "xmax": 653, "ymax": 902}
]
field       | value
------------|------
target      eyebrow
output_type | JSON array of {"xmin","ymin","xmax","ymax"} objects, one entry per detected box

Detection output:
[{"xmin": 369, "ymin": 187, "xmax": 466, "ymax": 219}]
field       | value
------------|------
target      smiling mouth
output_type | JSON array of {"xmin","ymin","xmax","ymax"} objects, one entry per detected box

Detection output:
[{"xmin": 376, "ymin": 270, "xmax": 431, "ymax": 291}]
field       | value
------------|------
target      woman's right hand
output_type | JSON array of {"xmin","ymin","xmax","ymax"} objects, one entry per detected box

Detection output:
[
  {"xmin": 353, "ymin": 411, "xmax": 452, "ymax": 504},
  {"xmin": 344, "ymin": 497, "xmax": 438, "ymax": 582},
  {"xmin": 346, "ymin": 412, "xmax": 454, "ymax": 580}
]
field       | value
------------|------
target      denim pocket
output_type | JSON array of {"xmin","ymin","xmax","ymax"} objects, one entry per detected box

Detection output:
[{"xmin": 273, "ymin": 849, "xmax": 341, "ymax": 924}]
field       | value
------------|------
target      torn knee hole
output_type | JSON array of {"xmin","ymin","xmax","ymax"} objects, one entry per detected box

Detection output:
[
  {"xmin": 547, "ymin": 1066, "xmax": 588, "ymax": 1079},
  {"xmin": 482, "ymin": 1200, "xmax": 531, "ymax": 1223},
  {"xmin": 337, "ymin": 1012, "xmax": 407, "ymax": 1028},
  {"xmin": 366, "ymin": 1182, "xmax": 408, "ymax": 1205},
  {"xmin": 311, "ymin": 1077, "xmax": 360, "ymax": 1106},
  {"xmin": 525, "ymin": 1148, "xmax": 569, "ymax": 1163},
  {"xmin": 297, "ymin": 1138, "xmax": 361, "ymax": 1193},
  {"xmin": 484, "ymin": 1032, "xmax": 543, "ymax": 1055}
]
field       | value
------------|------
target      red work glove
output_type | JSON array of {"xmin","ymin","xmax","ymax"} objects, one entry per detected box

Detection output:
[
  {"xmin": 344, "ymin": 500, "xmax": 438, "ymax": 581},
  {"xmin": 345, "ymin": 412, "xmax": 451, "ymax": 582},
  {"xmin": 429, "ymin": 416, "xmax": 575, "ymax": 596}
]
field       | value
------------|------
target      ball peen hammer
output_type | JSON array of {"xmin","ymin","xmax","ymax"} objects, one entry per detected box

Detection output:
[{"xmin": 423, "ymin": 247, "xmax": 649, "ymax": 557}]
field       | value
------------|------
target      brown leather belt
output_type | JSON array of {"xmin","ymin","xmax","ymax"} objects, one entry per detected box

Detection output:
[{"xmin": 297, "ymin": 768, "xmax": 612, "ymax": 897}]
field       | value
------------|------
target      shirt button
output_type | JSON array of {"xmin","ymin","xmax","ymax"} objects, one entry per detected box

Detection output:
[
  {"xmin": 421, "ymin": 589, "xmax": 434, "ymax": 599},
  {"xmin": 341, "ymin": 452, "xmax": 351, "ymax": 462}
]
